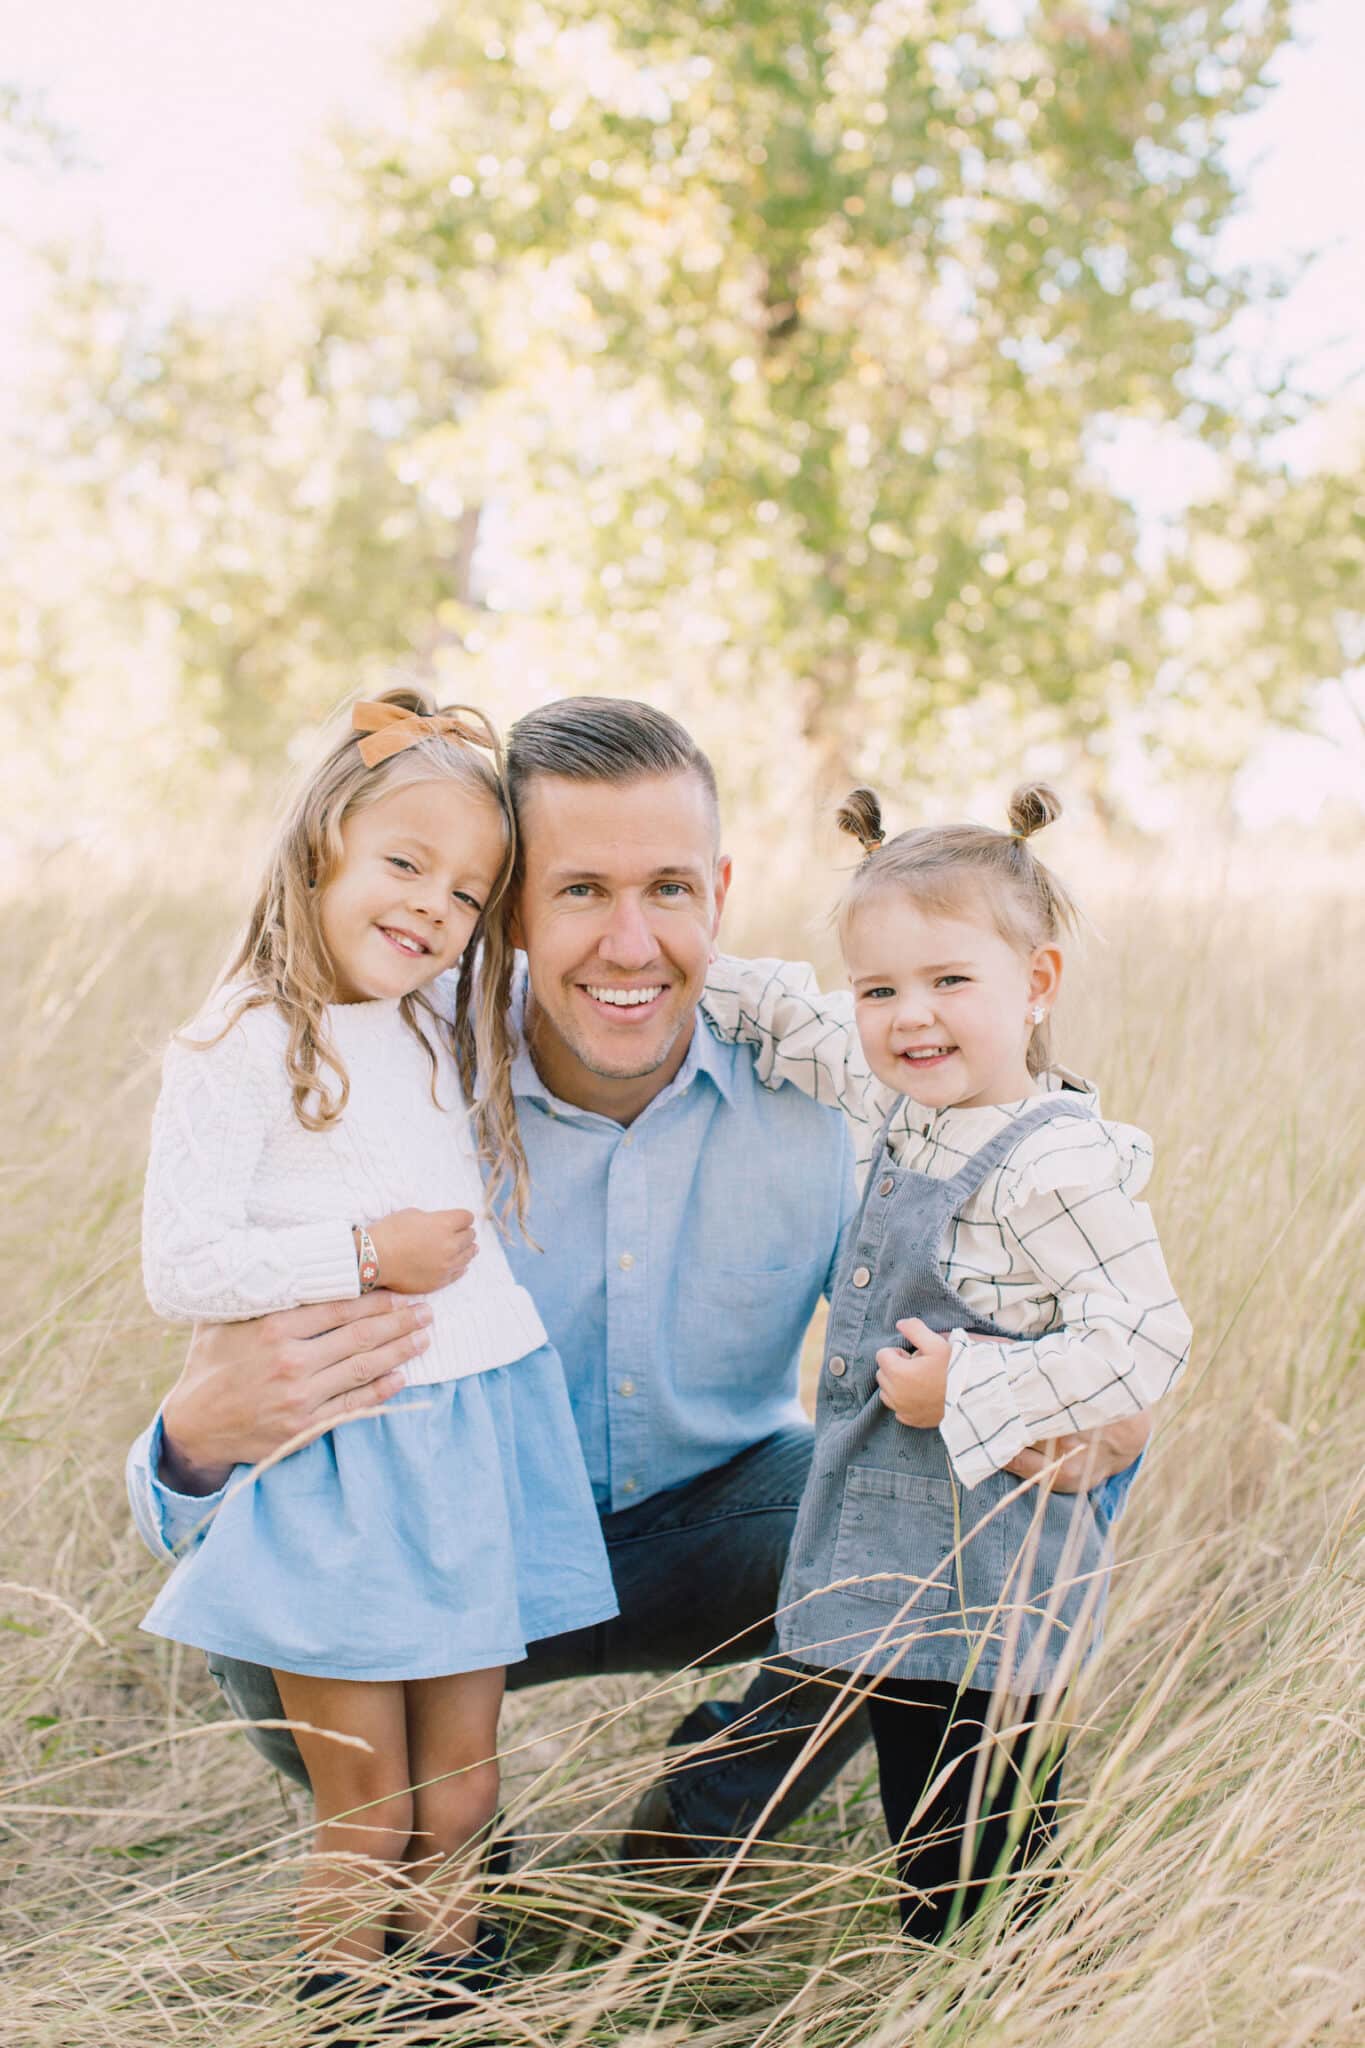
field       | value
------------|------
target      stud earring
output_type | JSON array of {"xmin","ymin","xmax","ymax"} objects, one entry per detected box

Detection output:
[{"xmin": 1029, "ymin": 1005, "xmax": 1045, "ymax": 1025}]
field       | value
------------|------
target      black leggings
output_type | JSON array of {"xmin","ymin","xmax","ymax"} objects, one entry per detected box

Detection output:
[{"xmin": 866, "ymin": 1678, "xmax": 1066, "ymax": 1940}]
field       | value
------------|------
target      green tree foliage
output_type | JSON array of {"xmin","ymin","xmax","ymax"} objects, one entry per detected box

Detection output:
[
  {"xmin": 343, "ymin": 0, "xmax": 1297, "ymax": 772},
  {"xmin": 9, "ymin": 0, "xmax": 1363, "ymax": 816},
  {"xmin": 4, "ymin": 258, "xmax": 482, "ymax": 764},
  {"xmin": 1157, "ymin": 450, "xmax": 1365, "ymax": 780}
]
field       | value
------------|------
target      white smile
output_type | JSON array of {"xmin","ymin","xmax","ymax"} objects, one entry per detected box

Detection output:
[
  {"xmin": 584, "ymin": 985, "xmax": 664, "ymax": 1008},
  {"xmin": 379, "ymin": 927, "xmax": 429, "ymax": 957},
  {"xmin": 902, "ymin": 1046, "xmax": 954, "ymax": 1060}
]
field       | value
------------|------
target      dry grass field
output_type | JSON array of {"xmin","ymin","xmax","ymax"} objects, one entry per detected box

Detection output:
[{"xmin": 2, "ymin": 836, "xmax": 1362, "ymax": 2047}]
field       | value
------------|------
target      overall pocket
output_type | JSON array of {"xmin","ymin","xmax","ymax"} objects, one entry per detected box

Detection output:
[{"xmin": 829, "ymin": 1464, "xmax": 959, "ymax": 1612}]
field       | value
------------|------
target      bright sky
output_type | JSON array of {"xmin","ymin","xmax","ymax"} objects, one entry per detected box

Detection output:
[
  {"xmin": 0, "ymin": 0, "xmax": 425, "ymax": 326},
  {"xmin": 2, "ymin": 0, "xmax": 1362, "ymax": 821}
]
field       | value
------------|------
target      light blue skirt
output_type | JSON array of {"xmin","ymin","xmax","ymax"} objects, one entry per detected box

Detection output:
[{"xmin": 141, "ymin": 1344, "xmax": 618, "ymax": 1681}]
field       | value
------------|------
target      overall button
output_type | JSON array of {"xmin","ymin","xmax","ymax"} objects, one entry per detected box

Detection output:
[
  {"xmin": 618, "ymin": 1378, "xmax": 636, "ymax": 1397},
  {"xmin": 618, "ymin": 1251, "xmax": 635, "ymax": 1270},
  {"xmin": 622, "ymin": 1477, "xmax": 639, "ymax": 1495},
  {"xmin": 851, "ymin": 1266, "xmax": 871, "ymax": 1288},
  {"xmin": 827, "ymin": 1355, "xmax": 848, "ymax": 1377},
  {"xmin": 879, "ymin": 1175, "xmax": 895, "ymax": 1196}
]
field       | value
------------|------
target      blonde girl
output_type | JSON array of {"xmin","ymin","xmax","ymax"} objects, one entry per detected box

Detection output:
[
  {"xmin": 704, "ymin": 784, "xmax": 1190, "ymax": 1939},
  {"xmin": 140, "ymin": 689, "xmax": 616, "ymax": 2031}
]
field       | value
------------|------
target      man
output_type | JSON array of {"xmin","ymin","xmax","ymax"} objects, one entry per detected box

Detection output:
[{"xmin": 127, "ymin": 697, "xmax": 1146, "ymax": 1862}]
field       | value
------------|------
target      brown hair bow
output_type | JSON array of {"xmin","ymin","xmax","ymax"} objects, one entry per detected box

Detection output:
[{"xmin": 352, "ymin": 700, "xmax": 502, "ymax": 769}]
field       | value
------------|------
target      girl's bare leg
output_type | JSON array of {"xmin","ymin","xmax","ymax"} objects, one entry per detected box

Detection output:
[
  {"xmin": 393, "ymin": 1665, "xmax": 505, "ymax": 1957},
  {"xmin": 273, "ymin": 1669, "xmax": 413, "ymax": 1966}
]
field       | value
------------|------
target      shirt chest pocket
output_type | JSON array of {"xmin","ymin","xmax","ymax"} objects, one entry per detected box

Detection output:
[
  {"xmin": 829, "ymin": 1465, "xmax": 959, "ymax": 1612},
  {"xmin": 677, "ymin": 1257, "xmax": 828, "ymax": 1391}
]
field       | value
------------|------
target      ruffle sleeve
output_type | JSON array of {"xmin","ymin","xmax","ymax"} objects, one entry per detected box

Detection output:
[{"xmin": 986, "ymin": 1112, "xmax": 1154, "ymax": 1216}]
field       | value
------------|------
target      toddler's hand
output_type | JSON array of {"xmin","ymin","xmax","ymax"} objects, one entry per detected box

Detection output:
[
  {"xmin": 367, "ymin": 1209, "xmax": 479, "ymax": 1295},
  {"xmin": 875, "ymin": 1318, "xmax": 951, "ymax": 1429}
]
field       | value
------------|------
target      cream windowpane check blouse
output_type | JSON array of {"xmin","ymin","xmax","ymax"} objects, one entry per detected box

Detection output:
[{"xmin": 703, "ymin": 957, "xmax": 1192, "ymax": 1487}]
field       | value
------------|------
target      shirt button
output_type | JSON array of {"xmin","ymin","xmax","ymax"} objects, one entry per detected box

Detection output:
[
  {"xmin": 619, "ymin": 1251, "xmax": 635, "ymax": 1270},
  {"xmin": 828, "ymin": 1355, "xmax": 848, "ymax": 1377},
  {"xmin": 622, "ymin": 1476, "xmax": 639, "ymax": 1495},
  {"xmin": 879, "ymin": 1175, "xmax": 895, "ymax": 1196},
  {"xmin": 618, "ymin": 1378, "xmax": 636, "ymax": 1397},
  {"xmin": 852, "ymin": 1266, "xmax": 872, "ymax": 1288}
]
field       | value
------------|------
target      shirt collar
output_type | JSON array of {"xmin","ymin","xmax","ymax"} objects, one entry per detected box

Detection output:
[
  {"xmin": 508, "ymin": 961, "xmax": 736, "ymax": 1121},
  {"xmin": 897, "ymin": 1065, "xmax": 1099, "ymax": 1138}
]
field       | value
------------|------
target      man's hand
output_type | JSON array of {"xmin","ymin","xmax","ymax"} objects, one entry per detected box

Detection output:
[
  {"xmin": 875, "ymin": 1318, "xmax": 951, "ymax": 1429},
  {"xmin": 368, "ymin": 1208, "xmax": 479, "ymax": 1295},
  {"xmin": 158, "ymin": 1293, "xmax": 435, "ymax": 1496},
  {"xmin": 1002, "ymin": 1411, "xmax": 1153, "ymax": 1494}
]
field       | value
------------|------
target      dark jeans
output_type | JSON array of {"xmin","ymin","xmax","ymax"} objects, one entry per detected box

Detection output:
[
  {"xmin": 866, "ymin": 1678, "xmax": 1065, "ymax": 1939},
  {"xmin": 205, "ymin": 1424, "xmax": 867, "ymax": 1853}
]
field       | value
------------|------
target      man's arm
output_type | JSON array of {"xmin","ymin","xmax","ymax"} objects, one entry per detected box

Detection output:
[
  {"xmin": 875, "ymin": 1326, "xmax": 1156, "ymax": 1495},
  {"xmin": 127, "ymin": 1414, "xmax": 227, "ymax": 1562},
  {"xmin": 1001, "ymin": 1410, "xmax": 1153, "ymax": 1492},
  {"xmin": 127, "ymin": 1294, "xmax": 436, "ymax": 1567},
  {"xmin": 935, "ymin": 1131, "xmax": 1189, "ymax": 1489},
  {"xmin": 160, "ymin": 1292, "xmax": 434, "ymax": 1487},
  {"xmin": 702, "ymin": 957, "xmax": 874, "ymax": 1110},
  {"xmin": 704, "ymin": 956, "xmax": 903, "ymax": 1184},
  {"xmin": 952, "ymin": 1322, "xmax": 1153, "ymax": 1493}
]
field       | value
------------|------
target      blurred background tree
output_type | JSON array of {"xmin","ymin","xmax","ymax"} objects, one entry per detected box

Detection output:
[{"xmin": 3, "ymin": 0, "xmax": 1363, "ymax": 839}]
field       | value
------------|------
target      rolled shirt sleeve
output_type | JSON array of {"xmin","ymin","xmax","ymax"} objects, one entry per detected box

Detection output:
[{"xmin": 126, "ymin": 1413, "xmax": 230, "ymax": 1562}]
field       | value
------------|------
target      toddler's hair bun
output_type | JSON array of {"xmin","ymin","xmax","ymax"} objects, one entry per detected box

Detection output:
[
  {"xmin": 1007, "ymin": 781, "xmax": 1063, "ymax": 840},
  {"xmin": 837, "ymin": 787, "xmax": 886, "ymax": 856}
]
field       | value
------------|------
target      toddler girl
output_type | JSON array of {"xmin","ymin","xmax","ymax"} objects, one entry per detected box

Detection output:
[
  {"xmin": 140, "ymin": 689, "xmax": 616, "ymax": 2030},
  {"xmin": 704, "ymin": 784, "xmax": 1190, "ymax": 1940}
]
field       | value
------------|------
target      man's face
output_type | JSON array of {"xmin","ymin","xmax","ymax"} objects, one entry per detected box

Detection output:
[{"xmin": 512, "ymin": 771, "xmax": 731, "ymax": 1109}]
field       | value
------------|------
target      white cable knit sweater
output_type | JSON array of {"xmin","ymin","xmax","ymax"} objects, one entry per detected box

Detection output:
[{"xmin": 141, "ymin": 977, "xmax": 546, "ymax": 1386}]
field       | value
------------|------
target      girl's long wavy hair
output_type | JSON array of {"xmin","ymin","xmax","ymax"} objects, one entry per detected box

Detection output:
[
  {"xmin": 198, "ymin": 685, "xmax": 530, "ymax": 1231},
  {"xmin": 835, "ymin": 780, "xmax": 1079, "ymax": 1078}
]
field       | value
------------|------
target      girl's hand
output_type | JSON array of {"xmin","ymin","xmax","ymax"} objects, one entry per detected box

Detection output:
[
  {"xmin": 367, "ymin": 1208, "xmax": 479, "ymax": 1294},
  {"xmin": 875, "ymin": 1318, "xmax": 951, "ymax": 1428}
]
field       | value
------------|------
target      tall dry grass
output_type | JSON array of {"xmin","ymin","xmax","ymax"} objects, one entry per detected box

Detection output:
[{"xmin": 1, "ymin": 835, "xmax": 1362, "ymax": 2046}]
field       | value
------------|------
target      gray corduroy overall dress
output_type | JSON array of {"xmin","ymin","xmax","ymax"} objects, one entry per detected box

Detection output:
[{"xmin": 777, "ymin": 1094, "xmax": 1110, "ymax": 1692}]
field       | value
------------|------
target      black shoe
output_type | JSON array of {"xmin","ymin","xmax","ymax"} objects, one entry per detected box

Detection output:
[
  {"xmin": 379, "ymin": 1815, "xmax": 508, "ymax": 1957},
  {"xmin": 620, "ymin": 1780, "xmax": 730, "ymax": 1875},
  {"xmin": 298, "ymin": 1968, "xmax": 355, "ymax": 2000},
  {"xmin": 409, "ymin": 1922, "xmax": 509, "ymax": 2023},
  {"xmin": 296, "ymin": 1965, "xmax": 379, "ymax": 2045}
]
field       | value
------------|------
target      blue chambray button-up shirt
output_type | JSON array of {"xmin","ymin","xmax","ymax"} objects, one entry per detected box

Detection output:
[
  {"xmin": 127, "ymin": 1005, "xmax": 857, "ymax": 1554},
  {"xmin": 507, "ymin": 1010, "xmax": 856, "ymax": 1511}
]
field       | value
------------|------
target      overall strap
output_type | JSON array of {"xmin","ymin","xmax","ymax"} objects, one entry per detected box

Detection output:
[
  {"xmin": 847, "ymin": 1098, "xmax": 907, "ymax": 1237},
  {"xmin": 941, "ymin": 1092, "xmax": 1097, "ymax": 1209},
  {"xmin": 870, "ymin": 1098, "xmax": 901, "ymax": 1166},
  {"xmin": 832, "ymin": 1100, "xmax": 905, "ymax": 1277}
]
